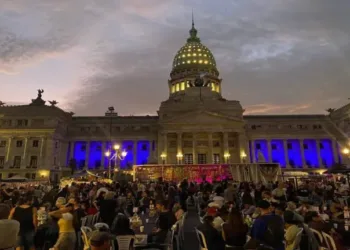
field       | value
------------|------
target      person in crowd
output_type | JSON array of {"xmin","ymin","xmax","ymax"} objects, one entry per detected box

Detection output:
[
  {"xmin": 139, "ymin": 191, "xmax": 151, "ymax": 213},
  {"xmin": 9, "ymin": 194, "xmax": 37, "ymax": 250},
  {"xmin": 49, "ymin": 201, "xmax": 76, "ymax": 250},
  {"xmin": 272, "ymin": 183, "xmax": 286, "ymax": 202},
  {"xmin": 286, "ymin": 202, "xmax": 304, "ymax": 223},
  {"xmin": 250, "ymin": 200, "xmax": 285, "ymax": 250},
  {"xmin": 224, "ymin": 183, "xmax": 236, "ymax": 203},
  {"xmin": 242, "ymin": 202, "xmax": 256, "ymax": 216},
  {"xmin": 284, "ymin": 211, "xmax": 300, "ymax": 250},
  {"xmin": 197, "ymin": 215, "xmax": 225, "ymax": 250},
  {"xmin": 206, "ymin": 207, "xmax": 224, "ymax": 231},
  {"xmin": 98, "ymin": 191, "xmax": 117, "ymax": 227},
  {"xmin": 0, "ymin": 203, "xmax": 20, "ymax": 250},
  {"xmin": 172, "ymin": 202, "xmax": 184, "ymax": 221},
  {"xmin": 148, "ymin": 200, "xmax": 176, "ymax": 244},
  {"xmin": 222, "ymin": 208, "xmax": 248, "ymax": 247},
  {"xmin": 90, "ymin": 231, "xmax": 113, "ymax": 250}
]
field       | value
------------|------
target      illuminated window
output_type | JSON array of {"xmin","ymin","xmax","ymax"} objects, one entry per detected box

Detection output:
[
  {"xmin": 171, "ymin": 85, "xmax": 175, "ymax": 93},
  {"xmin": 204, "ymin": 60, "xmax": 208, "ymax": 64},
  {"xmin": 186, "ymin": 81, "xmax": 190, "ymax": 87},
  {"xmin": 181, "ymin": 82, "xmax": 185, "ymax": 90},
  {"xmin": 187, "ymin": 60, "xmax": 190, "ymax": 63},
  {"xmin": 199, "ymin": 54, "xmax": 202, "ymax": 56},
  {"xmin": 182, "ymin": 61, "xmax": 185, "ymax": 64},
  {"xmin": 182, "ymin": 55, "xmax": 185, "ymax": 58},
  {"xmin": 211, "ymin": 83, "xmax": 216, "ymax": 91},
  {"xmin": 199, "ymin": 60, "xmax": 203, "ymax": 64},
  {"xmin": 176, "ymin": 83, "xmax": 180, "ymax": 91},
  {"xmin": 193, "ymin": 53, "xmax": 197, "ymax": 56},
  {"xmin": 187, "ymin": 53, "xmax": 191, "ymax": 57},
  {"xmin": 204, "ymin": 54, "xmax": 207, "ymax": 57},
  {"xmin": 194, "ymin": 60, "xmax": 197, "ymax": 63},
  {"xmin": 198, "ymin": 49, "xmax": 201, "ymax": 51},
  {"xmin": 216, "ymin": 85, "xmax": 220, "ymax": 92}
]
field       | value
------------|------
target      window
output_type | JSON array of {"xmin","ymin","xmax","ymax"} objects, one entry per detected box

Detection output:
[
  {"xmin": 32, "ymin": 140, "xmax": 39, "ymax": 147},
  {"xmin": 81, "ymin": 145, "xmax": 86, "ymax": 151},
  {"xmin": 289, "ymin": 160, "xmax": 295, "ymax": 167},
  {"xmin": 0, "ymin": 141, "xmax": 6, "ymax": 147},
  {"xmin": 183, "ymin": 141, "xmax": 192, "ymax": 148},
  {"xmin": 168, "ymin": 141, "xmax": 176, "ymax": 148},
  {"xmin": 0, "ymin": 156, "xmax": 4, "ymax": 168},
  {"xmin": 55, "ymin": 141, "xmax": 59, "ymax": 148},
  {"xmin": 17, "ymin": 119, "xmax": 28, "ymax": 126},
  {"xmin": 271, "ymin": 144, "xmax": 277, "ymax": 150},
  {"xmin": 96, "ymin": 146, "xmax": 102, "ymax": 151},
  {"xmin": 287, "ymin": 143, "xmax": 292, "ymax": 150},
  {"xmin": 303, "ymin": 144, "xmax": 308, "ymax": 150},
  {"xmin": 127, "ymin": 145, "xmax": 132, "ymax": 151},
  {"xmin": 31, "ymin": 173, "xmax": 36, "ymax": 180},
  {"xmin": 213, "ymin": 154, "xmax": 220, "ymax": 164},
  {"xmin": 198, "ymin": 154, "xmax": 207, "ymax": 164},
  {"xmin": 184, "ymin": 154, "xmax": 193, "ymax": 164},
  {"xmin": 79, "ymin": 160, "xmax": 85, "ymax": 168},
  {"xmin": 16, "ymin": 140, "xmax": 23, "ymax": 147},
  {"xmin": 256, "ymin": 144, "xmax": 261, "ymax": 150},
  {"xmin": 13, "ymin": 156, "xmax": 21, "ymax": 168},
  {"xmin": 228, "ymin": 141, "xmax": 235, "ymax": 147},
  {"xmin": 25, "ymin": 173, "xmax": 31, "ymax": 179},
  {"xmin": 213, "ymin": 141, "xmax": 220, "ymax": 147},
  {"xmin": 30, "ymin": 156, "xmax": 38, "ymax": 168},
  {"xmin": 53, "ymin": 157, "xmax": 56, "ymax": 165},
  {"xmin": 141, "ymin": 144, "xmax": 148, "ymax": 151},
  {"xmin": 95, "ymin": 160, "xmax": 101, "ymax": 168},
  {"xmin": 152, "ymin": 141, "xmax": 155, "ymax": 151},
  {"xmin": 319, "ymin": 143, "xmax": 324, "ymax": 149}
]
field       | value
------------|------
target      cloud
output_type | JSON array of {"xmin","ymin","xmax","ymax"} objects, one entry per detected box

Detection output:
[
  {"xmin": 0, "ymin": 0, "xmax": 115, "ymax": 73},
  {"xmin": 1, "ymin": 0, "xmax": 350, "ymax": 116}
]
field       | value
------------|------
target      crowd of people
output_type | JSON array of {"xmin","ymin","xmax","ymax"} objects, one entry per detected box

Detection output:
[{"xmin": 0, "ymin": 176, "xmax": 349, "ymax": 250}]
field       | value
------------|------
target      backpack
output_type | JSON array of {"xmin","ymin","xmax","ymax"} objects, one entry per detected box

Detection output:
[{"xmin": 261, "ymin": 215, "xmax": 285, "ymax": 248}]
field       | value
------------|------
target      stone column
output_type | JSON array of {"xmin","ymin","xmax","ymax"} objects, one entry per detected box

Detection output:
[
  {"xmin": 5, "ymin": 137, "xmax": 12, "ymax": 163},
  {"xmin": 192, "ymin": 133, "xmax": 197, "ymax": 164},
  {"xmin": 177, "ymin": 133, "xmax": 182, "ymax": 154},
  {"xmin": 251, "ymin": 140, "xmax": 256, "ymax": 163},
  {"xmin": 238, "ymin": 134, "xmax": 248, "ymax": 163},
  {"xmin": 208, "ymin": 133, "xmax": 213, "ymax": 164},
  {"xmin": 163, "ymin": 133, "xmax": 168, "ymax": 163},
  {"xmin": 101, "ymin": 141, "xmax": 105, "ymax": 168},
  {"xmin": 85, "ymin": 141, "xmax": 90, "ymax": 168},
  {"xmin": 267, "ymin": 139, "xmax": 273, "ymax": 163},
  {"xmin": 332, "ymin": 140, "xmax": 339, "ymax": 165},
  {"xmin": 283, "ymin": 140, "xmax": 289, "ymax": 168},
  {"xmin": 22, "ymin": 137, "xmax": 28, "ymax": 168},
  {"xmin": 299, "ymin": 139, "xmax": 306, "ymax": 168},
  {"xmin": 39, "ymin": 137, "xmax": 46, "ymax": 168},
  {"xmin": 133, "ymin": 140, "xmax": 137, "ymax": 165},
  {"xmin": 148, "ymin": 140, "xmax": 152, "ymax": 163},
  {"xmin": 69, "ymin": 141, "xmax": 75, "ymax": 160},
  {"xmin": 316, "ymin": 139, "xmax": 323, "ymax": 168}
]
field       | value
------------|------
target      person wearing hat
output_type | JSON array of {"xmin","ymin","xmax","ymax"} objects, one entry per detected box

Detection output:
[
  {"xmin": 250, "ymin": 200, "xmax": 285, "ymax": 250},
  {"xmin": 89, "ymin": 231, "xmax": 114, "ymax": 250}
]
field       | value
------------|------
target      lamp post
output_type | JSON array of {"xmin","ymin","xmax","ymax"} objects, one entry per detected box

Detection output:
[
  {"xmin": 241, "ymin": 152, "xmax": 247, "ymax": 163},
  {"xmin": 176, "ymin": 153, "xmax": 183, "ymax": 165},
  {"xmin": 224, "ymin": 153, "xmax": 231, "ymax": 164},
  {"xmin": 105, "ymin": 143, "xmax": 127, "ymax": 179},
  {"xmin": 342, "ymin": 148, "xmax": 350, "ymax": 164},
  {"xmin": 160, "ymin": 153, "xmax": 167, "ymax": 165}
]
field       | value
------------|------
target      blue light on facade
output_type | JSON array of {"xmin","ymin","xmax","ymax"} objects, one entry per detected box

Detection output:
[{"xmin": 271, "ymin": 139, "xmax": 286, "ymax": 168}]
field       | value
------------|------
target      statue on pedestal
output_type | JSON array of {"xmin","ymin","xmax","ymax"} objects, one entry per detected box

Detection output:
[
  {"xmin": 0, "ymin": 101, "xmax": 5, "ymax": 107},
  {"xmin": 30, "ymin": 89, "xmax": 46, "ymax": 106},
  {"xmin": 49, "ymin": 100, "xmax": 58, "ymax": 107}
]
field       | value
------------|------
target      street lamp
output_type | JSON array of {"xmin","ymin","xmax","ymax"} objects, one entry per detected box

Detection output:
[
  {"xmin": 176, "ymin": 153, "xmax": 183, "ymax": 164},
  {"xmin": 241, "ymin": 151, "xmax": 247, "ymax": 163},
  {"xmin": 105, "ymin": 144, "xmax": 127, "ymax": 179},
  {"xmin": 342, "ymin": 148, "xmax": 350, "ymax": 155},
  {"xmin": 224, "ymin": 152, "xmax": 231, "ymax": 164},
  {"xmin": 160, "ymin": 153, "xmax": 167, "ymax": 164}
]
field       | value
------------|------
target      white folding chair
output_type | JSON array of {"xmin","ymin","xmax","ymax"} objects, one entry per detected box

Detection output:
[
  {"xmin": 310, "ymin": 228, "xmax": 323, "ymax": 245},
  {"xmin": 195, "ymin": 228, "xmax": 208, "ymax": 250},
  {"xmin": 116, "ymin": 235, "xmax": 135, "ymax": 250},
  {"xmin": 81, "ymin": 226, "xmax": 92, "ymax": 250},
  {"xmin": 293, "ymin": 228, "xmax": 303, "ymax": 250},
  {"xmin": 321, "ymin": 232, "xmax": 337, "ymax": 250}
]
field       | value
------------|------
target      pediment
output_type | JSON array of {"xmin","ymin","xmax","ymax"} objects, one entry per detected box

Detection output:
[{"xmin": 161, "ymin": 110, "xmax": 243, "ymax": 125}]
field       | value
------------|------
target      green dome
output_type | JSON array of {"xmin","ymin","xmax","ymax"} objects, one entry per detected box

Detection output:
[{"xmin": 170, "ymin": 21, "xmax": 219, "ymax": 76}]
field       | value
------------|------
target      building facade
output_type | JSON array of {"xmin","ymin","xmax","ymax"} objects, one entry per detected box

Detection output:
[{"xmin": 0, "ymin": 23, "xmax": 349, "ymax": 181}]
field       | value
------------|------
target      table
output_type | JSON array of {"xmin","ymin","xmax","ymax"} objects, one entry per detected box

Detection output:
[{"xmin": 131, "ymin": 213, "xmax": 158, "ymax": 246}]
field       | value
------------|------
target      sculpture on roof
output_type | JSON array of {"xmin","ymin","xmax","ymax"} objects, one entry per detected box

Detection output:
[
  {"xmin": 37, "ymin": 89, "xmax": 44, "ymax": 98},
  {"xmin": 326, "ymin": 108, "xmax": 335, "ymax": 113},
  {"xmin": 49, "ymin": 100, "xmax": 58, "ymax": 107},
  {"xmin": 0, "ymin": 101, "xmax": 5, "ymax": 107},
  {"xmin": 30, "ymin": 89, "xmax": 45, "ymax": 106}
]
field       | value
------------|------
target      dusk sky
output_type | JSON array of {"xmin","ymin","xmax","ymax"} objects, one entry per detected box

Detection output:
[{"xmin": 1, "ymin": 0, "xmax": 349, "ymax": 116}]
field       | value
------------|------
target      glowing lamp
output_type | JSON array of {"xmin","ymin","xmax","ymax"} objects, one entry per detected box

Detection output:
[
  {"xmin": 343, "ymin": 148, "xmax": 350, "ymax": 155},
  {"xmin": 105, "ymin": 151, "xmax": 111, "ymax": 157},
  {"xmin": 121, "ymin": 151, "xmax": 127, "ymax": 157},
  {"xmin": 114, "ymin": 144, "xmax": 120, "ymax": 150}
]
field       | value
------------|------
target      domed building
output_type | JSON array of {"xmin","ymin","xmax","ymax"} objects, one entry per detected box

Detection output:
[{"xmin": 0, "ymin": 21, "xmax": 348, "ymax": 182}]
